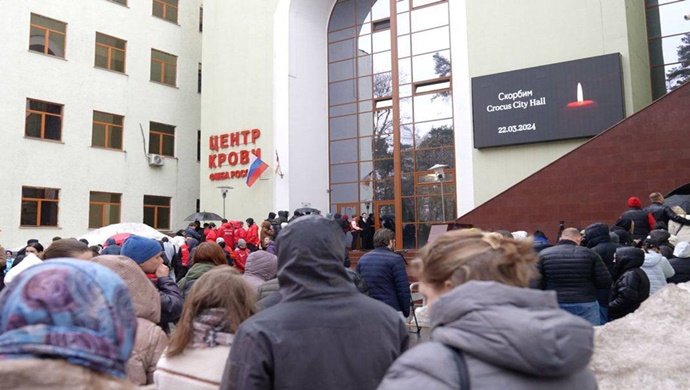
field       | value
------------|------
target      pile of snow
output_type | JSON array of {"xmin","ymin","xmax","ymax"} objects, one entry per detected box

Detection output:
[
  {"xmin": 590, "ymin": 283, "xmax": 690, "ymax": 389},
  {"xmin": 79, "ymin": 223, "xmax": 168, "ymax": 246}
]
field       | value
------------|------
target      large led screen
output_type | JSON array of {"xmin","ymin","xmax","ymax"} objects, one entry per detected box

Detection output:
[{"xmin": 472, "ymin": 53, "xmax": 625, "ymax": 149}]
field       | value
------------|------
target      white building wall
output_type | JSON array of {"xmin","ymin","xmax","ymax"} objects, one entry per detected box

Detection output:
[
  {"xmin": 285, "ymin": 0, "xmax": 332, "ymax": 213},
  {"xmin": 200, "ymin": 0, "xmax": 277, "ymax": 222},
  {"xmin": 201, "ymin": 0, "xmax": 331, "ymax": 221},
  {"xmin": 465, "ymin": 0, "xmax": 651, "ymax": 206},
  {"xmin": 200, "ymin": 0, "xmax": 652, "ymax": 234},
  {"xmin": 0, "ymin": 0, "xmax": 201, "ymax": 248}
]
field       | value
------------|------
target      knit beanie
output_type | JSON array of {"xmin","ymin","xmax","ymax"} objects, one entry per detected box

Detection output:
[
  {"xmin": 121, "ymin": 235, "xmax": 161, "ymax": 265},
  {"xmin": 628, "ymin": 197, "xmax": 642, "ymax": 208},
  {"xmin": 238, "ymin": 239, "xmax": 247, "ymax": 248}
]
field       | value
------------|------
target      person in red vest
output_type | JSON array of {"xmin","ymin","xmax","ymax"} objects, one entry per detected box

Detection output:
[
  {"xmin": 245, "ymin": 218, "xmax": 260, "ymax": 251},
  {"xmin": 233, "ymin": 221, "xmax": 247, "ymax": 248},
  {"xmin": 205, "ymin": 223, "xmax": 219, "ymax": 243},
  {"xmin": 234, "ymin": 239, "xmax": 250, "ymax": 273},
  {"xmin": 216, "ymin": 219, "xmax": 228, "ymax": 242},
  {"xmin": 222, "ymin": 221, "xmax": 235, "ymax": 249}
]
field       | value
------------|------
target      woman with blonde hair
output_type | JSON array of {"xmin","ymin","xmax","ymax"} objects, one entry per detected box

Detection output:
[
  {"xmin": 155, "ymin": 267, "xmax": 257, "ymax": 389},
  {"xmin": 668, "ymin": 205, "xmax": 690, "ymax": 243},
  {"xmin": 378, "ymin": 230, "xmax": 597, "ymax": 390}
]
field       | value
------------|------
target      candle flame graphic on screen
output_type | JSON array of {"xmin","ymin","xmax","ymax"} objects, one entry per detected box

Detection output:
[{"xmin": 576, "ymin": 83, "xmax": 584, "ymax": 103}]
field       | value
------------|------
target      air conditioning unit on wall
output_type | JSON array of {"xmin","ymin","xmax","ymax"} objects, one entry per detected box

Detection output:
[{"xmin": 148, "ymin": 154, "xmax": 165, "ymax": 167}]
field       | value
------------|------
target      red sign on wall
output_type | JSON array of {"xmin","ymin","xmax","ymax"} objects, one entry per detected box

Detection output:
[{"xmin": 208, "ymin": 129, "xmax": 261, "ymax": 181}]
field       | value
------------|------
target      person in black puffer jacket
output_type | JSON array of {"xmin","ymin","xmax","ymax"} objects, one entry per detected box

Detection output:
[
  {"xmin": 620, "ymin": 197, "xmax": 656, "ymax": 241},
  {"xmin": 612, "ymin": 218, "xmax": 633, "ymax": 246},
  {"xmin": 608, "ymin": 247, "xmax": 650, "ymax": 321},
  {"xmin": 537, "ymin": 228, "xmax": 612, "ymax": 326},
  {"xmin": 584, "ymin": 222, "xmax": 619, "ymax": 324},
  {"xmin": 585, "ymin": 223, "xmax": 619, "ymax": 272},
  {"xmin": 668, "ymin": 241, "xmax": 690, "ymax": 284}
]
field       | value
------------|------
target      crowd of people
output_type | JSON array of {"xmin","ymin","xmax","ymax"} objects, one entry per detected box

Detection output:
[
  {"xmin": 0, "ymin": 190, "xmax": 686, "ymax": 388},
  {"xmin": 522, "ymin": 191, "xmax": 690, "ymax": 326}
]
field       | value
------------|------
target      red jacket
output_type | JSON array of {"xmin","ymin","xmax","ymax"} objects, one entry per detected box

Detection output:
[
  {"xmin": 233, "ymin": 221, "xmax": 247, "ymax": 247},
  {"xmin": 221, "ymin": 222, "xmax": 234, "ymax": 247},
  {"xmin": 246, "ymin": 224, "xmax": 260, "ymax": 247},
  {"xmin": 234, "ymin": 248, "xmax": 250, "ymax": 273},
  {"xmin": 205, "ymin": 229, "xmax": 218, "ymax": 243},
  {"xmin": 216, "ymin": 224, "xmax": 227, "ymax": 241},
  {"xmin": 180, "ymin": 243, "xmax": 191, "ymax": 267}
]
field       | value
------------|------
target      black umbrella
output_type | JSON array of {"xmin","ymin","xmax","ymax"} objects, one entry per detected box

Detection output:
[
  {"xmin": 665, "ymin": 184, "xmax": 690, "ymax": 213},
  {"xmin": 295, "ymin": 207, "xmax": 321, "ymax": 215},
  {"xmin": 664, "ymin": 195, "xmax": 690, "ymax": 214},
  {"xmin": 184, "ymin": 211, "xmax": 223, "ymax": 221}
]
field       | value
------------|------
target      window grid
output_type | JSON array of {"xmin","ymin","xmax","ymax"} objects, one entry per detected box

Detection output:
[
  {"xmin": 151, "ymin": 49, "xmax": 177, "ymax": 86},
  {"xmin": 144, "ymin": 195, "xmax": 171, "ymax": 230},
  {"xmin": 645, "ymin": 1, "xmax": 690, "ymax": 98},
  {"xmin": 25, "ymin": 99, "xmax": 63, "ymax": 141},
  {"xmin": 92, "ymin": 111, "xmax": 124, "ymax": 150},
  {"xmin": 327, "ymin": 0, "xmax": 456, "ymax": 248},
  {"xmin": 89, "ymin": 192, "xmax": 122, "ymax": 228},
  {"xmin": 153, "ymin": 0, "xmax": 179, "ymax": 23},
  {"xmin": 149, "ymin": 122, "xmax": 175, "ymax": 157},
  {"xmin": 29, "ymin": 14, "xmax": 66, "ymax": 58},
  {"xmin": 95, "ymin": 33, "xmax": 126, "ymax": 73},
  {"xmin": 21, "ymin": 186, "xmax": 60, "ymax": 227}
]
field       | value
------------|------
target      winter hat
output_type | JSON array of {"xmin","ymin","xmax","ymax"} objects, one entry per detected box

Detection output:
[
  {"xmin": 216, "ymin": 237, "xmax": 225, "ymax": 244},
  {"xmin": 511, "ymin": 231, "xmax": 528, "ymax": 240},
  {"xmin": 673, "ymin": 241, "xmax": 690, "ymax": 258},
  {"xmin": 121, "ymin": 235, "xmax": 161, "ymax": 265},
  {"xmin": 643, "ymin": 237, "xmax": 660, "ymax": 249},
  {"xmin": 627, "ymin": 197, "xmax": 643, "ymax": 208},
  {"xmin": 649, "ymin": 229, "xmax": 671, "ymax": 244},
  {"xmin": 238, "ymin": 239, "xmax": 247, "ymax": 248},
  {"xmin": 268, "ymin": 212, "xmax": 276, "ymax": 220}
]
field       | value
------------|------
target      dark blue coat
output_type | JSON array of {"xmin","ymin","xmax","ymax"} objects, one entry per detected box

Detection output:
[{"xmin": 356, "ymin": 247, "xmax": 411, "ymax": 317}]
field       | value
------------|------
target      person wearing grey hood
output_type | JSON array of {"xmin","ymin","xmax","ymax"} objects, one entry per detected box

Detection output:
[
  {"xmin": 221, "ymin": 216, "xmax": 408, "ymax": 390},
  {"xmin": 242, "ymin": 250, "xmax": 278, "ymax": 291},
  {"xmin": 641, "ymin": 238, "xmax": 675, "ymax": 294},
  {"xmin": 378, "ymin": 230, "xmax": 597, "ymax": 390}
]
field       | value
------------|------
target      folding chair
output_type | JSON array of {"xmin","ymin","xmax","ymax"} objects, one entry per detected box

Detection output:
[{"xmin": 409, "ymin": 282, "xmax": 426, "ymax": 334}]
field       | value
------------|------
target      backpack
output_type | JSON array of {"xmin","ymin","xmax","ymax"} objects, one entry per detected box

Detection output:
[{"xmin": 445, "ymin": 344, "xmax": 470, "ymax": 390}]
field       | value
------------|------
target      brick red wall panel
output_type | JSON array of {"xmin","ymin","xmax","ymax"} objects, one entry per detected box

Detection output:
[{"xmin": 456, "ymin": 84, "xmax": 690, "ymax": 241}]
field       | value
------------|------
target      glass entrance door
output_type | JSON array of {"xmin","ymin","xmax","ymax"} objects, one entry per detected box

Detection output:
[
  {"xmin": 375, "ymin": 201, "xmax": 395, "ymax": 231},
  {"xmin": 337, "ymin": 203, "xmax": 359, "ymax": 219}
]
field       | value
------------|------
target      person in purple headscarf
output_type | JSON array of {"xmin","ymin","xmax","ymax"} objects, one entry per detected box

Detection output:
[{"xmin": 0, "ymin": 258, "xmax": 138, "ymax": 388}]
